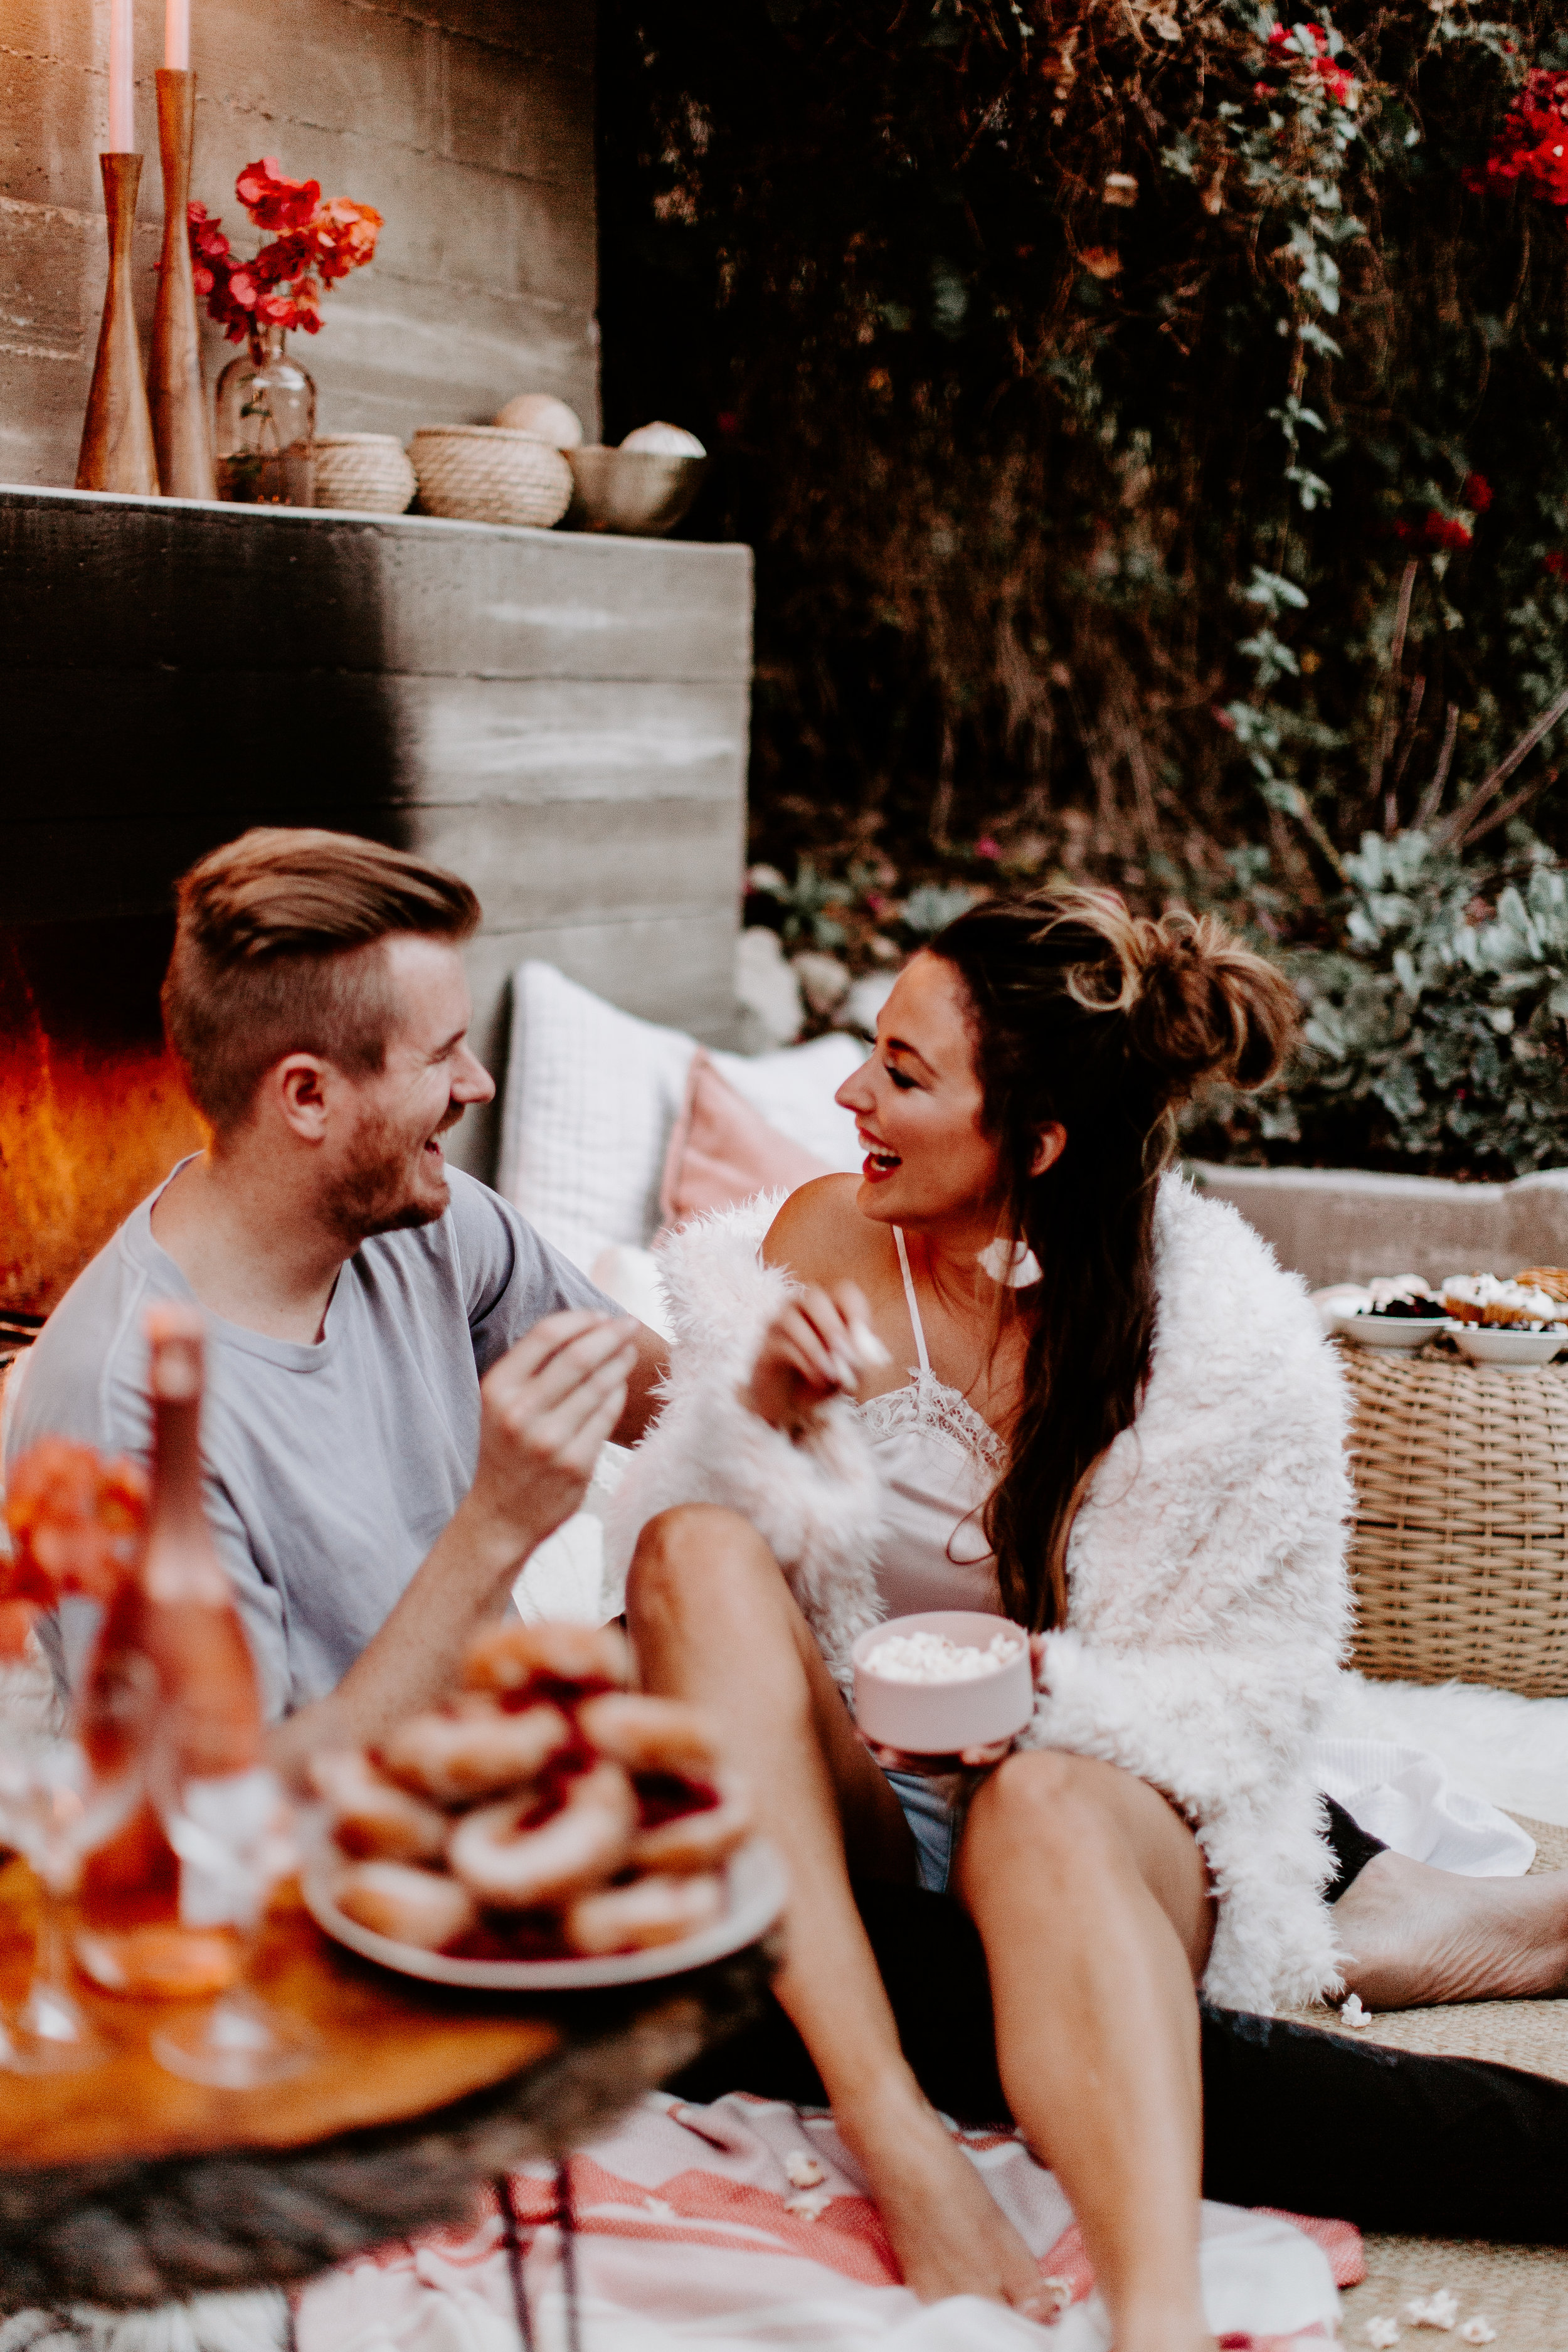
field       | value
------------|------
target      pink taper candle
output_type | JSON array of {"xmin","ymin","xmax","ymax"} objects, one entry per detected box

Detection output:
[
  {"xmin": 164, "ymin": 0, "xmax": 189, "ymax": 71},
  {"xmin": 109, "ymin": 0, "xmax": 134, "ymax": 149}
]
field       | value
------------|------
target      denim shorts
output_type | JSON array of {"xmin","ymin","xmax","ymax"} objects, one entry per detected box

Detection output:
[{"xmin": 884, "ymin": 1767, "xmax": 962, "ymax": 1894}]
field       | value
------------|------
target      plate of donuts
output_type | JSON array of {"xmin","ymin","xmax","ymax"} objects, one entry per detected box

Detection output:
[
  {"xmin": 300, "ymin": 1619, "xmax": 788, "ymax": 1990},
  {"xmin": 302, "ymin": 1833, "xmax": 788, "ymax": 1990}
]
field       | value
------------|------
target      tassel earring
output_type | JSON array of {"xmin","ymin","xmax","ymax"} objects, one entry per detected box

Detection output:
[{"xmin": 978, "ymin": 1238, "xmax": 1043, "ymax": 1288}]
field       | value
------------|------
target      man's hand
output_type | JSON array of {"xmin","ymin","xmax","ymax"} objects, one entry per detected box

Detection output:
[
  {"xmin": 469, "ymin": 1310, "xmax": 638, "ymax": 1557},
  {"xmin": 743, "ymin": 1281, "xmax": 881, "ymax": 1437}
]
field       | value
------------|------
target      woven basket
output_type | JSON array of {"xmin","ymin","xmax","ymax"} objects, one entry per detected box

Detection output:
[
  {"xmin": 408, "ymin": 426, "xmax": 573, "ymax": 528},
  {"xmin": 1340, "ymin": 1337, "xmax": 1568, "ymax": 1695},
  {"xmin": 311, "ymin": 433, "xmax": 417, "ymax": 514}
]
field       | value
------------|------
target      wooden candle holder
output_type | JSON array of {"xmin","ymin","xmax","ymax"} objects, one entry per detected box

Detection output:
[
  {"xmin": 76, "ymin": 154, "xmax": 160, "ymax": 497},
  {"xmin": 149, "ymin": 68, "xmax": 216, "ymax": 499}
]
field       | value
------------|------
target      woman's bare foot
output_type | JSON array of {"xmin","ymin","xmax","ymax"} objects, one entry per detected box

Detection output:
[
  {"xmin": 1335, "ymin": 1851, "xmax": 1568, "ymax": 2008},
  {"xmin": 836, "ymin": 2080, "xmax": 1050, "ymax": 2314}
]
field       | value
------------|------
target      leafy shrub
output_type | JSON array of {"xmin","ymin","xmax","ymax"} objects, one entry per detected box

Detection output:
[{"xmin": 1186, "ymin": 827, "xmax": 1568, "ymax": 1174}]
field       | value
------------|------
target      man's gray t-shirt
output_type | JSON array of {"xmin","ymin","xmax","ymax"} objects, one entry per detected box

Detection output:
[{"xmin": 6, "ymin": 1163, "xmax": 615, "ymax": 1719}]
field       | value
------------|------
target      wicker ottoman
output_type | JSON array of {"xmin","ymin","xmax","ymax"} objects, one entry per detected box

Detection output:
[{"xmin": 1338, "ymin": 1339, "xmax": 1568, "ymax": 1696}]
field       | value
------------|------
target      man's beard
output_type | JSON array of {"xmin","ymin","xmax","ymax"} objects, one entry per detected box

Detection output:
[{"xmin": 324, "ymin": 1102, "xmax": 464, "ymax": 1242}]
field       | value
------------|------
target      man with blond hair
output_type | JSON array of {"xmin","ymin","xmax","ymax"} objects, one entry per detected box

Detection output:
[{"xmin": 9, "ymin": 827, "xmax": 668, "ymax": 1757}]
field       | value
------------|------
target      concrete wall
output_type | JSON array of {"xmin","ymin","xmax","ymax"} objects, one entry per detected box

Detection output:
[
  {"xmin": 1188, "ymin": 1160, "xmax": 1568, "ymax": 1290},
  {"xmin": 1, "ymin": 487, "xmax": 753, "ymax": 1190},
  {"xmin": 1, "ymin": 0, "xmax": 598, "ymax": 489}
]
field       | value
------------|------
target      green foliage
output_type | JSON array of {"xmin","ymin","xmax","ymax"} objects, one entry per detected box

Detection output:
[
  {"xmin": 600, "ymin": 0, "xmax": 1568, "ymax": 1172},
  {"xmin": 601, "ymin": 0, "xmax": 1568, "ymax": 897},
  {"xmin": 1187, "ymin": 827, "xmax": 1568, "ymax": 1173}
]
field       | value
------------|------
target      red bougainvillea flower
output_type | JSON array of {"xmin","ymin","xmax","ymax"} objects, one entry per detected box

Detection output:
[
  {"xmin": 1396, "ymin": 510, "xmax": 1473, "ymax": 552},
  {"xmin": 1463, "ymin": 473, "xmax": 1494, "ymax": 513},
  {"xmin": 312, "ymin": 196, "xmax": 383, "ymax": 283},
  {"xmin": 235, "ymin": 155, "xmax": 321, "ymax": 233},
  {"xmin": 189, "ymin": 164, "xmax": 378, "ymax": 340},
  {"xmin": 1261, "ymin": 20, "xmax": 1356, "ymax": 108},
  {"xmin": 1, "ymin": 1439, "xmax": 149, "ymax": 1650},
  {"xmin": 1545, "ymin": 550, "xmax": 1568, "ymax": 578},
  {"xmin": 1465, "ymin": 70, "xmax": 1568, "ymax": 207}
]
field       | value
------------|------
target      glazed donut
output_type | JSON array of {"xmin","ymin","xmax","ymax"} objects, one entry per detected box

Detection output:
[
  {"xmin": 562, "ymin": 1870, "xmax": 726, "ymax": 1956},
  {"xmin": 378, "ymin": 1697, "xmax": 573, "ymax": 1805},
  {"xmin": 311, "ymin": 1749, "xmax": 450, "ymax": 1863},
  {"xmin": 336, "ymin": 1859, "xmax": 479, "ymax": 1951},
  {"xmin": 575, "ymin": 1692, "xmax": 721, "ymax": 1778},
  {"xmin": 446, "ymin": 1759, "xmax": 636, "ymax": 1909},
  {"xmin": 629, "ymin": 1771, "xmax": 751, "ymax": 1876},
  {"xmin": 465, "ymin": 1619, "xmax": 632, "ymax": 1703}
]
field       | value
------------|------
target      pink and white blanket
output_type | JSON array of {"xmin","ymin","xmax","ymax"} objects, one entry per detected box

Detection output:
[{"xmin": 296, "ymin": 2092, "xmax": 1359, "ymax": 2351}]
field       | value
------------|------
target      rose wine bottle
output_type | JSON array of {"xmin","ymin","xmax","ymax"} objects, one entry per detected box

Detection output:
[{"xmin": 75, "ymin": 1304, "xmax": 267, "ymax": 1998}]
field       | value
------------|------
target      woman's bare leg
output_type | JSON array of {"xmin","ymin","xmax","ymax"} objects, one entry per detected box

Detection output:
[
  {"xmin": 955, "ymin": 1749, "xmax": 1216, "ymax": 2352},
  {"xmin": 625, "ymin": 1505, "xmax": 1048, "ymax": 2313}
]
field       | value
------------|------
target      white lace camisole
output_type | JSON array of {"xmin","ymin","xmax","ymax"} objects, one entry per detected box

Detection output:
[{"xmin": 853, "ymin": 1228, "xmax": 1005, "ymax": 1619}]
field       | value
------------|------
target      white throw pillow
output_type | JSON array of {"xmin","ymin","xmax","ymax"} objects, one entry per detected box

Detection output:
[
  {"xmin": 710, "ymin": 1033, "xmax": 866, "ymax": 1171},
  {"xmin": 499, "ymin": 963, "xmax": 698, "ymax": 1271},
  {"xmin": 499, "ymin": 965, "xmax": 867, "ymax": 1274}
]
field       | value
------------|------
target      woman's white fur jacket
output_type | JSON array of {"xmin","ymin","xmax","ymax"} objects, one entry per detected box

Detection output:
[{"xmin": 605, "ymin": 1176, "xmax": 1353, "ymax": 2014}]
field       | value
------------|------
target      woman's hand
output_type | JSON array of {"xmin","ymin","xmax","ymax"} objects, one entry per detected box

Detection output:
[
  {"xmin": 859, "ymin": 1734, "xmax": 1017, "ymax": 1774},
  {"xmin": 743, "ymin": 1281, "xmax": 883, "ymax": 1436}
]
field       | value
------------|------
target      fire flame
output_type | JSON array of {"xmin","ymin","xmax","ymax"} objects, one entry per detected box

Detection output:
[{"xmin": 1, "ymin": 1012, "xmax": 204, "ymax": 1317}]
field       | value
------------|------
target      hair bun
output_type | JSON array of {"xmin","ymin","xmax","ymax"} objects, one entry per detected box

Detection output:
[
  {"xmin": 1044, "ymin": 889, "xmax": 1297, "ymax": 1103},
  {"xmin": 1123, "ymin": 909, "xmax": 1298, "ymax": 1098}
]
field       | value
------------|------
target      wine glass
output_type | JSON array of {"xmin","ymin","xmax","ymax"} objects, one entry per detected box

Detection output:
[
  {"xmin": 146, "ymin": 1729, "xmax": 317, "ymax": 2090},
  {"xmin": 0, "ymin": 1735, "xmax": 141, "ymax": 2074}
]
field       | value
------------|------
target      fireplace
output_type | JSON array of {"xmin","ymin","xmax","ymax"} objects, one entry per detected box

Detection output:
[
  {"xmin": 1, "ymin": 487, "xmax": 753, "ymax": 1322},
  {"xmin": 1, "ymin": 917, "xmax": 204, "ymax": 1319}
]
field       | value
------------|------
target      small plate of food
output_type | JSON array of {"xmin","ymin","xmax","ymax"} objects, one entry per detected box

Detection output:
[
  {"xmin": 1436, "ymin": 1273, "xmax": 1568, "ymax": 1370},
  {"xmin": 302, "ymin": 1623, "xmax": 787, "ymax": 1990},
  {"xmin": 1328, "ymin": 1278, "xmax": 1455, "ymax": 1350}
]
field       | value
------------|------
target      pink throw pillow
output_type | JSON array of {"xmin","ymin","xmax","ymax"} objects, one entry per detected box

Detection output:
[{"xmin": 659, "ymin": 1051, "xmax": 831, "ymax": 1226}]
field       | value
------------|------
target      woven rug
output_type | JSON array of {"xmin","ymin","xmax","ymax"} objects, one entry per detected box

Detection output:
[{"xmin": 1288, "ymin": 1815, "xmax": 1568, "ymax": 2348}]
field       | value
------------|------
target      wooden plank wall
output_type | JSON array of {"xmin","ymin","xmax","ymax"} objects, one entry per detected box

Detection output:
[
  {"xmin": 0, "ymin": 488, "xmax": 753, "ymax": 1180},
  {"xmin": 0, "ymin": 0, "xmax": 598, "ymax": 489}
]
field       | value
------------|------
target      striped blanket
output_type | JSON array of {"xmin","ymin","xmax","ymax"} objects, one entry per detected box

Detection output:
[{"xmin": 295, "ymin": 2091, "xmax": 1358, "ymax": 2351}]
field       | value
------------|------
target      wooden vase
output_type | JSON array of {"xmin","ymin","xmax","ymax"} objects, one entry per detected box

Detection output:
[
  {"xmin": 149, "ymin": 68, "xmax": 215, "ymax": 499},
  {"xmin": 76, "ymin": 153, "xmax": 160, "ymax": 497}
]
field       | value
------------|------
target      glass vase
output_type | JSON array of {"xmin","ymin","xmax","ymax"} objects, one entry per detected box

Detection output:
[{"xmin": 215, "ymin": 326, "xmax": 316, "ymax": 507}]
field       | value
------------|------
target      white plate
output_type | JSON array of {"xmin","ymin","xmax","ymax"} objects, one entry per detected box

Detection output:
[
  {"xmin": 303, "ymin": 1836, "xmax": 788, "ymax": 1991},
  {"xmin": 1331, "ymin": 1310, "xmax": 1455, "ymax": 1350},
  {"xmin": 1452, "ymin": 1323, "xmax": 1568, "ymax": 1370}
]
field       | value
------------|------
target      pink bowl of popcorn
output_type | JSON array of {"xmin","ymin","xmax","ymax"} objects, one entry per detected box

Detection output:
[{"xmin": 852, "ymin": 1611, "xmax": 1035, "ymax": 1756}]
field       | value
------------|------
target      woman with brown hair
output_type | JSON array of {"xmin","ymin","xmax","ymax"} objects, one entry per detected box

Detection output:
[{"xmin": 608, "ymin": 889, "xmax": 1349, "ymax": 2352}]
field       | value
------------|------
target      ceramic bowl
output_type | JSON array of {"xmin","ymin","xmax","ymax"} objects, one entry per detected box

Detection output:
[
  {"xmin": 564, "ymin": 446, "xmax": 709, "ymax": 536},
  {"xmin": 1452, "ymin": 1323, "xmax": 1568, "ymax": 1370},
  {"xmin": 852, "ymin": 1610, "xmax": 1034, "ymax": 1756},
  {"xmin": 1331, "ymin": 1310, "xmax": 1455, "ymax": 1351}
]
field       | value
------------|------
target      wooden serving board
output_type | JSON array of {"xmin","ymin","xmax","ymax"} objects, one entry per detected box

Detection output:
[{"xmin": 0, "ymin": 1855, "xmax": 560, "ymax": 2168}]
